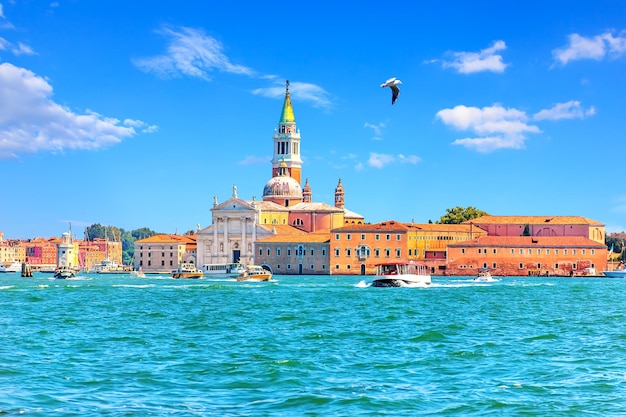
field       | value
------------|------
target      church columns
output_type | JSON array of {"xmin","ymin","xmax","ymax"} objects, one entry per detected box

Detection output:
[{"xmin": 241, "ymin": 216, "xmax": 247, "ymax": 258}]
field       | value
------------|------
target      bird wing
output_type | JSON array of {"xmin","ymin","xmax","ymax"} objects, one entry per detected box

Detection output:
[
  {"xmin": 381, "ymin": 77, "xmax": 396, "ymax": 87},
  {"xmin": 390, "ymin": 85, "xmax": 400, "ymax": 104}
]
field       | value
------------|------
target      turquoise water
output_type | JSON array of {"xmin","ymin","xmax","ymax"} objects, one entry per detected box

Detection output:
[{"xmin": 1, "ymin": 273, "xmax": 626, "ymax": 416}]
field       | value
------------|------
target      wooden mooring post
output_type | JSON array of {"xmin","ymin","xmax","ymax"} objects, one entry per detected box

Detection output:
[{"xmin": 21, "ymin": 262, "xmax": 33, "ymax": 277}]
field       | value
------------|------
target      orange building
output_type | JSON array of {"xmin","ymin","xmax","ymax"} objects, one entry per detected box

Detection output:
[
  {"xmin": 330, "ymin": 220, "xmax": 411, "ymax": 275},
  {"xmin": 255, "ymin": 226, "xmax": 330, "ymax": 275},
  {"xmin": 446, "ymin": 236, "xmax": 607, "ymax": 276},
  {"xmin": 23, "ymin": 238, "xmax": 57, "ymax": 267}
]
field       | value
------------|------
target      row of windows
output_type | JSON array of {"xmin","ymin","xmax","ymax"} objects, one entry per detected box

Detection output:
[
  {"xmin": 334, "ymin": 247, "xmax": 402, "ymax": 258},
  {"xmin": 138, "ymin": 246, "xmax": 176, "ymax": 250},
  {"xmin": 274, "ymin": 264, "xmax": 326, "ymax": 270},
  {"xmin": 465, "ymin": 248, "xmax": 596, "ymax": 255},
  {"xmin": 335, "ymin": 234, "xmax": 474, "ymax": 241},
  {"xmin": 257, "ymin": 246, "xmax": 327, "ymax": 257},
  {"xmin": 138, "ymin": 260, "xmax": 174, "ymax": 267},
  {"xmin": 458, "ymin": 262, "xmax": 595, "ymax": 269}
]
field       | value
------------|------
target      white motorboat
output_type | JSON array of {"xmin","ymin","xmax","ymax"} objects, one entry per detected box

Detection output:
[
  {"xmin": 603, "ymin": 265, "xmax": 626, "ymax": 278},
  {"xmin": 170, "ymin": 263, "xmax": 204, "ymax": 279},
  {"xmin": 237, "ymin": 265, "xmax": 272, "ymax": 282},
  {"xmin": 371, "ymin": 262, "xmax": 431, "ymax": 287},
  {"xmin": 474, "ymin": 268, "xmax": 498, "ymax": 282},
  {"xmin": 0, "ymin": 261, "xmax": 22, "ymax": 273},
  {"xmin": 54, "ymin": 266, "xmax": 76, "ymax": 279}
]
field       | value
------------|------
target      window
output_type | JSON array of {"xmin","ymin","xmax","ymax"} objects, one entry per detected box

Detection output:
[
  {"xmin": 591, "ymin": 249, "xmax": 595, "ymax": 255},
  {"xmin": 519, "ymin": 263, "xmax": 523, "ymax": 269},
  {"xmin": 573, "ymin": 249, "xmax": 577, "ymax": 255},
  {"xmin": 148, "ymin": 260, "xmax": 151, "ymax": 266},
  {"xmin": 564, "ymin": 249, "xmax": 568, "ymax": 255},
  {"xmin": 170, "ymin": 260, "xmax": 173, "ymax": 266},
  {"xmin": 347, "ymin": 265, "xmax": 351, "ymax": 270},
  {"xmin": 510, "ymin": 249, "xmax": 514, "ymax": 254},
  {"xmin": 395, "ymin": 249, "xmax": 401, "ymax": 257},
  {"xmin": 322, "ymin": 248, "xmax": 326, "ymax": 256},
  {"xmin": 259, "ymin": 248, "xmax": 263, "ymax": 256},
  {"xmin": 375, "ymin": 234, "xmax": 380, "ymax": 241},
  {"xmin": 555, "ymin": 263, "xmax": 559, "ymax": 269},
  {"xmin": 537, "ymin": 249, "xmax": 541, "ymax": 255},
  {"xmin": 335, "ymin": 264, "xmax": 340, "ymax": 270},
  {"xmin": 546, "ymin": 249, "xmax": 550, "ymax": 254},
  {"xmin": 582, "ymin": 249, "xmax": 586, "ymax": 255},
  {"xmin": 361, "ymin": 234, "xmax": 366, "ymax": 240},
  {"xmin": 483, "ymin": 263, "xmax": 488, "ymax": 268},
  {"xmin": 357, "ymin": 245, "xmax": 370, "ymax": 259},
  {"xmin": 396, "ymin": 234, "xmax": 401, "ymax": 241},
  {"xmin": 555, "ymin": 249, "xmax": 559, "ymax": 255},
  {"xmin": 528, "ymin": 249, "xmax": 532, "ymax": 254},
  {"xmin": 277, "ymin": 248, "xmax": 281, "ymax": 256},
  {"xmin": 374, "ymin": 248, "xmax": 380, "ymax": 258},
  {"xmin": 386, "ymin": 234, "xmax": 391, "ymax": 241},
  {"xmin": 287, "ymin": 248, "xmax": 291, "ymax": 256},
  {"xmin": 161, "ymin": 260, "xmax": 165, "ymax": 266},
  {"xmin": 461, "ymin": 248, "xmax": 465, "ymax": 254},
  {"xmin": 478, "ymin": 249, "xmax": 482, "ymax": 254},
  {"xmin": 492, "ymin": 263, "xmax": 497, "ymax": 268},
  {"xmin": 385, "ymin": 249, "xmax": 390, "ymax": 257},
  {"xmin": 161, "ymin": 252, "xmax": 165, "ymax": 257},
  {"xmin": 335, "ymin": 234, "xmax": 340, "ymax": 240},
  {"xmin": 493, "ymin": 249, "xmax": 496, "ymax": 254},
  {"xmin": 335, "ymin": 248, "xmax": 340, "ymax": 257},
  {"xmin": 310, "ymin": 249, "xmax": 314, "ymax": 256},
  {"xmin": 347, "ymin": 234, "xmax": 351, "ymax": 241},
  {"xmin": 267, "ymin": 249, "xmax": 270, "ymax": 256},
  {"xmin": 346, "ymin": 248, "xmax": 351, "ymax": 257}
]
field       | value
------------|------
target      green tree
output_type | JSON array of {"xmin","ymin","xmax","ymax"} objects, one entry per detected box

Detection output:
[{"xmin": 436, "ymin": 206, "xmax": 488, "ymax": 224}]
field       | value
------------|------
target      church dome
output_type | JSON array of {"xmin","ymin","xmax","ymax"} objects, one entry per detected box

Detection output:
[{"xmin": 263, "ymin": 175, "xmax": 303, "ymax": 199}]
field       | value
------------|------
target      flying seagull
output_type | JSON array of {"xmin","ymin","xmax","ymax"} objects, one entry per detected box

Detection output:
[{"xmin": 380, "ymin": 77, "xmax": 402, "ymax": 105}]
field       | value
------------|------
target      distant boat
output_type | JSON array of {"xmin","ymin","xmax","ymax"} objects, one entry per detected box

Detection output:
[
  {"xmin": 236, "ymin": 265, "xmax": 272, "ymax": 282},
  {"xmin": 93, "ymin": 258, "xmax": 128, "ymax": 274},
  {"xmin": 54, "ymin": 266, "xmax": 76, "ymax": 279},
  {"xmin": 474, "ymin": 268, "xmax": 498, "ymax": 282},
  {"xmin": 603, "ymin": 265, "xmax": 626, "ymax": 278},
  {"xmin": 170, "ymin": 263, "xmax": 204, "ymax": 279},
  {"xmin": 130, "ymin": 267, "xmax": 146, "ymax": 278},
  {"xmin": 0, "ymin": 261, "xmax": 22, "ymax": 273},
  {"xmin": 371, "ymin": 261, "xmax": 432, "ymax": 287}
]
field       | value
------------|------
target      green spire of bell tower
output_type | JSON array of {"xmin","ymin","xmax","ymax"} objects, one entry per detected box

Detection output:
[{"xmin": 279, "ymin": 80, "xmax": 295, "ymax": 124}]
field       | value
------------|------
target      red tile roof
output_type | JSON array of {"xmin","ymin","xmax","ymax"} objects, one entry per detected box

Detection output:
[
  {"xmin": 448, "ymin": 236, "xmax": 606, "ymax": 248},
  {"xmin": 465, "ymin": 215, "xmax": 604, "ymax": 226}
]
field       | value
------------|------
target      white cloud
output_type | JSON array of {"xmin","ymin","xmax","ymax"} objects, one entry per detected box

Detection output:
[
  {"xmin": 0, "ymin": 62, "xmax": 154, "ymax": 159},
  {"xmin": 552, "ymin": 31, "xmax": 626, "ymax": 65},
  {"xmin": 533, "ymin": 100, "xmax": 596, "ymax": 121},
  {"xmin": 436, "ymin": 41, "xmax": 509, "ymax": 74},
  {"xmin": 252, "ymin": 80, "xmax": 332, "ymax": 109},
  {"xmin": 12, "ymin": 41, "xmax": 36, "ymax": 55},
  {"xmin": 133, "ymin": 26, "xmax": 254, "ymax": 80},
  {"xmin": 364, "ymin": 121, "xmax": 385, "ymax": 140},
  {"xmin": 436, "ymin": 104, "xmax": 541, "ymax": 152},
  {"xmin": 368, "ymin": 152, "xmax": 420, "ymax": 168}
]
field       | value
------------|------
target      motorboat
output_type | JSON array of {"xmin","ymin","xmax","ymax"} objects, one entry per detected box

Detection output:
[
  {"xmin": 54, "ymin": 266, "xmax": 76, "ymax": 279},
  {"xmin": 603, "ymin": 265, "xmax": 626, "ymax": 278},
  {"xmin": 93, "ymin": 258, "xmax": 128, "ymax": 274},
  {"xmin": 130, "ymin": 267, "xmax": 146, "ymax": 278},
  {"xmin": 202, "ymin": 262, "xmax": 246, "ymax": 278},
  {"xmin": 474, "ymin": 268, "xmax": 498, "ymax": 282},
  {"xmin": 237, "ymin": 265, "xmax": 272, "ymax": 282},
  {"xmin": 0, "ymin": 261, "xmax": 22, "ymax": 273},
  {"xmin": 170, "ymin": 263, "xmax": 204, "ymax": 279},
  {"xmin": 371, "ymin": 262, "xmax": 431, "ymax": 287}
]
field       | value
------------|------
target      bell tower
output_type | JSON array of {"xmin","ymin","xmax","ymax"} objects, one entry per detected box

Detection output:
[{"xmin": 271, "ymin": 80, "xmax": 302, "ymax": 184}]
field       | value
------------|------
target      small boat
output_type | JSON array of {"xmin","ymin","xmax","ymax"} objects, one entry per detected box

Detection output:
[
  {"xmin": 371, "ymin": 262, "xmax": 431, "ymax": 287},
  {"xmin": 54, "ymin": 266, "xmax": 76, "ymax": 279},
  {"xmin": 474, "ymin": 268, "xmax": 498, "ymax": 282},
  {"xmin": 603, "ymin": 265, "xmax": 626, "ymax": 278},
  {"xmin": 0, "ymin": 261, "xmax": 22, "ymax": 273},
  {"xmin": 170, "ymin": 263, "xmax": 204, "ymax": 279},
  {"xmin": 93, "ymin": 258, "xmax": 128, "ymax": 274},
  {"xmin": 237, "ymin": 265, "xmax": 272, "ymax": 282},
  {"xmin": 130, "ymin": 267, "xmax": 146, "ymax": 278}
]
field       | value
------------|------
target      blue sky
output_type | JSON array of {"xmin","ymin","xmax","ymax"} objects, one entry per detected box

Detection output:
[{"xmin": 1, "ymin": 1, "xmax": 625, "ymax": 239}]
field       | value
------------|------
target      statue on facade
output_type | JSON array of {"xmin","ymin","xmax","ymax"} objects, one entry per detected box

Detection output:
[{"xmin": 233, "ymin": 184, "xmax": 238, "ymax": 198}]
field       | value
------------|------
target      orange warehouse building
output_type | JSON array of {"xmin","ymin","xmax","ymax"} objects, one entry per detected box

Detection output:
[{"xmin": 447, "ymin": 236, "xmax": 607, "ymax": 276}]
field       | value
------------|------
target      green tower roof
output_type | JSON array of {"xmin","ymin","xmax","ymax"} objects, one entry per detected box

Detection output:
[{"xmin": 279, "ymin": 80, "xmax": 295, "ymax": 123}]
